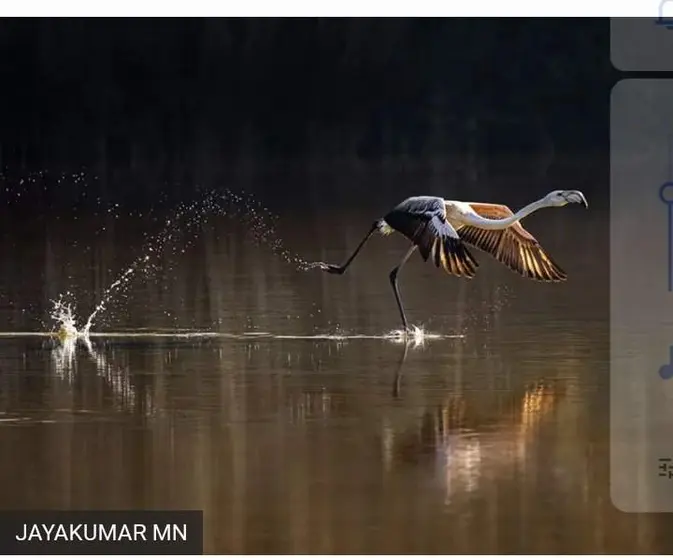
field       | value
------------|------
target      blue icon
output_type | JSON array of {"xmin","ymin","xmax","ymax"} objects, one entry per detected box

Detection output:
[
  {"xmin": 657, "ymin": 0, "xmax": 673, "ymax": 28},
  {"xmin": 660, "ymin": 346, "xmax": 673, "ymax": 379}
]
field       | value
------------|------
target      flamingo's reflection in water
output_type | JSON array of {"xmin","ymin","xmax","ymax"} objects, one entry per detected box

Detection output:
[{"xmin": 384, "ymin": 341, "xmax": 561, "ymax": 505}]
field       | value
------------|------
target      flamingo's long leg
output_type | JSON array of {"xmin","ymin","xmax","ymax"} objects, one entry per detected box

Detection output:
[{"xmin": 389, "ymin": 244, "xmax": 417, "ymax": 332}]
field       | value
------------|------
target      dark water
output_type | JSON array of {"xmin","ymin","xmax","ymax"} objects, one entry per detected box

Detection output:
[{"xmin": 0, "ymin": 187, "xmax": 665, "ymax": 554}]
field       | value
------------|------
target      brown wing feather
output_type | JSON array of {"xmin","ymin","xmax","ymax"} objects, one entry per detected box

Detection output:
[
  {"xmin": 454, "ymin": 203, "xmax": 567, "ymax": 282},
  {"xmin": 429, "ymin": 232, "xmax": 479, "ymax": 279}
]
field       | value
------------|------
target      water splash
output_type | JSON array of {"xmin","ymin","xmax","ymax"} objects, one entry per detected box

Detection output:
[
  {"xmin": 0, "ymin": 168, "xmax": 108, "ymax": 217},
  {"xmin": 48, "ymin": 294, "xmax": 90, "ymax": 381},
  {"xmin": 76, "ymin": 196, "xmax": 209, "ymax": 332},
  {"xmin": 45, "ymin": 186, "xmax": 316, "ymax": 335},
  {"xmin": 198, "ymin": 187, "xmax": 316, "ymax": 271},
  {"xmin": 386, "ymin": 325, "xmax": 444, "ymax": 346},
  {"xmin": 49, "ymin": 294, "xmax": 81, "ymax": 340},
  {"xmin": 81, "ymin": 262, "xmax": 146, "ymax": 335}
]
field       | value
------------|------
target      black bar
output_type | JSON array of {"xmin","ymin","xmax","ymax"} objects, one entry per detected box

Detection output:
[{"xmin": 0, "ymin": 511, "xmax": 203, "ymax": 555}]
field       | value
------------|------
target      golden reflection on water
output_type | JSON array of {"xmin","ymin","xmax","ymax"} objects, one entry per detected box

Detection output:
[{"xmin": 382, "ymin": 346, "xmax": 562, "ymax": 506}]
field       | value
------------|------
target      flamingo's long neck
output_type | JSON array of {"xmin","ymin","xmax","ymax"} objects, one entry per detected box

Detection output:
[{"xmin": 463, "ymin": 198, "xmax": 549, "ymax": 230}]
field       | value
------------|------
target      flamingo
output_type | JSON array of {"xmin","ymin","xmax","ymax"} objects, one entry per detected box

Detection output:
[{"xmin": 314, "ymin": 190, "xmax": 588, "ymax": 332}]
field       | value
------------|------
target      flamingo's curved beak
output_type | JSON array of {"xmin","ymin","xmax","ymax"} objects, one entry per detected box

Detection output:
[{"xmin": 564, "ymin": 190, "xmax": 588, "ymax": 208}]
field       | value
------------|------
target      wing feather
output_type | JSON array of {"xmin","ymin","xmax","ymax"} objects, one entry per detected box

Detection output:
[
  {"xmin": 383, "ymin": 197, "xmax": 479, "ymax": 278},
  {"xmin": 454, "ymin": 202, "xmax": 567, "ymax": 282}
]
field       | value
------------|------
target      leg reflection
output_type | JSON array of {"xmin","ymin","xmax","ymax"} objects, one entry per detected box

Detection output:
[{"xmin": 392, "ymin": 340, "xmax": 411, "ymax": 399}]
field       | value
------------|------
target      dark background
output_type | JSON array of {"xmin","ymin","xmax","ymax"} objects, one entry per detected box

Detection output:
[{"xmin": 0, "ymin": 18, "xmax": 614, "ymax": 213}]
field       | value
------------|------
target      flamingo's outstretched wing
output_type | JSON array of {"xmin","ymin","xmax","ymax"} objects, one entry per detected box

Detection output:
[
  {"xmin": 383, "ymin": 196, "xmax": 478, "ymax": 278},
  {"xmin": 453, "ymin": 202, "xmax": 567, "ymax": 282}
]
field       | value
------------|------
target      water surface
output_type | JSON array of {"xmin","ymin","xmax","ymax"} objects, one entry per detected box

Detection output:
[{"xmin": 0, "ymin": 199, "xmax": 659, "ymax": 553}]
